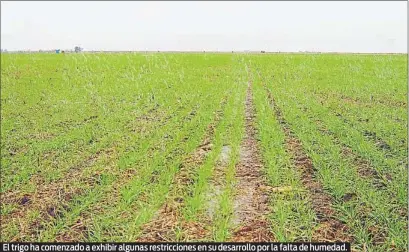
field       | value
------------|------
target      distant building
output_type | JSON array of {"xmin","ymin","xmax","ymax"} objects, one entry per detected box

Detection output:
[{"xmin": 74, "ymin": 46, "xmax": 83, "ymax": 53}]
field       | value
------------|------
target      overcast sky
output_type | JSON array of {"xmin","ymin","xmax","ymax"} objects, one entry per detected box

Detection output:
[{"xmin": 1, "ymin": 1, "xmax": 407, "ymax": 52}]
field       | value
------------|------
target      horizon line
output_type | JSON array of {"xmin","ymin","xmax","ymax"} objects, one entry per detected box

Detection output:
[{"xmin": 1, "ymin": 50, "xmax": 407, "ymax": 55}]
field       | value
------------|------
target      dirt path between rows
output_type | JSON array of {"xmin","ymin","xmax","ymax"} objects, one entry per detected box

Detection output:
[{"xmin": 229, "ymin": 81, "xmax": 273, "ymax": 242}]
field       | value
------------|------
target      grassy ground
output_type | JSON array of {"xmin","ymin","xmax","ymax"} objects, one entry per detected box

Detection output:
[{"xmin": 1, "ymin": 53, "xmax": 407, "ymax": 251}]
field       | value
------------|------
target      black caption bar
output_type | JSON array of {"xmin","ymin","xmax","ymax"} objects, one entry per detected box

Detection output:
[{"xmin": 1, "ymin": 243, "xmax": 350, "ymax": 252}]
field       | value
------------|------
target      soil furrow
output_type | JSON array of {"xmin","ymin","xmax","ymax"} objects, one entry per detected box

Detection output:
[
  {"xmin": 314, "ymin": 93, "xmax": 405, "ymax": 157},
  {"xmin": 313, "ymin": 120, "xmax": 390, "ymax": 184},
  {"xmin": 331, "ymin": 111, "xmax": 399, "ymax": 157},
  {"xmin": 266, "ymin": 89, "xmax": 353, "ymax": 243},
  {"xmin": 316, "ymin": 122, "xmax": 407, "ymax": 222},
  {"xmin": 314, "ymin": 91, "xmax": 407, "ymax": 109},
  {"xmin": 136, "ymin": 98, "xmax": 227, "ymax": 242},
  {"xmin": 229, "ymin": 81, "xmax": 273, "ymax": 242}
]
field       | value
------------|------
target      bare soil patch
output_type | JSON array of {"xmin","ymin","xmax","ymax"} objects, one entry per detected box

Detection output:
[
  {"xmin": 206, "ymin": 145, "xmax": 231, "ymax": 221},
  {"xmin": 229, "ymin": 82, "xmax": 273, "ymax": 242}
]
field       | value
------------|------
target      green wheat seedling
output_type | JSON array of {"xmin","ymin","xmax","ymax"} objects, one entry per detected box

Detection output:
[{"xmin": 1, "ymin": 53, "xmax": 406, "ymax": 251}]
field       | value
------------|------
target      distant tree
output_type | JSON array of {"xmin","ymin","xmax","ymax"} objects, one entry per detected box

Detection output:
[{"xmin": 74, "ymin": 46, "xmax": 83, "ymax": 53}]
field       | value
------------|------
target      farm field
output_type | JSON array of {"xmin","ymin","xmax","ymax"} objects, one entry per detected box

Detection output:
[{"xmin": 1, "ymin": 53, "xmax": 407, "ymax": 251}]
